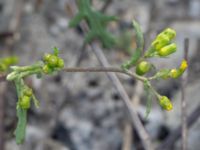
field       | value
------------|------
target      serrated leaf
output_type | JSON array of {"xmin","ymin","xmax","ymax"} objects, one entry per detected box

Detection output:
[
  {"xmin": 14, "ymin": 107, "xmax": 27, "ymax": 144},
  {"xmin": 69, "ymin": 0, "xmax": 117, "ymax": 48}
]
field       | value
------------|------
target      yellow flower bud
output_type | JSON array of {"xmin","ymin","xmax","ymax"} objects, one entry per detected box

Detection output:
[
  {"xmin": 180, "ymin": 59, "xmax": 188, "ymax": 71},
  {"xmin": 136, "ymin": 61, "xmax": 151, "ymax": 75},
  {"xmin": 162, "ymin": 28, "xmax": 176, "ymax": 40},
  {"xmin": 169, "ymin": 60, "xmax": 188, "ymax": 78},
  {"xmin": 158, "ymin": 43, "xmax": 177, "ymax": 56},
  {"xmin": 151, "ymin": 34, "xmax": 170, "ymax": 51},
  {"xmin": 169, "ymin": 69, "xmax": 178, "ymax": 78},
  {"xmin": 159, "ymin": 96, "xmax": 173, "ymax": 111}
]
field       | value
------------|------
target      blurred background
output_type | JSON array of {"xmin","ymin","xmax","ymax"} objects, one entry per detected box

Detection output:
[{"xmin": 0, "ymin": 0, "xmax": 200, "ymax": 150}]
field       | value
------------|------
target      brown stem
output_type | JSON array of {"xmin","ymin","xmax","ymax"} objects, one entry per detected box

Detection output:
[
  {"xmin": 181, "ymin": 38, "xmax": 189, "ymax": 150},
  {"xmin": 63, "ymin": 66, "xmax": 146, "ymax": 82}
]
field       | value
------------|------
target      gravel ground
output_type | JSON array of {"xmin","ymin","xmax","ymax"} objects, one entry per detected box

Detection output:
[{"xmin": 1, "ymin": 0, "xmax": 200, "ymax": 150}]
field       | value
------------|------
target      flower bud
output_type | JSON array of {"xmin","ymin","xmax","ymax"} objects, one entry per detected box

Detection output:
[
  {"xmin": 47, "ymin": 55, "xmax": 58, "ymax": 67},
  {"xmin": 24, "ymin": 88, "xmax": 33, "ymax": 97},
  {"xmin": 169, "ymin": 69, "xmax": 179, "ymax": 78},
  {"xmin": 169, "ymin": 60, "xmax": 188, "ymax": 78},
  {"xmin": 19, "ymin": 96, "xmax": 31, "ymax": 109},
  {"xmin": 159, "ymin": 96, "xmax": 173, "ymax": 111},
  {"xmin": 136, "ymin": 61, "xmax": 151, "ymax": 75},
  {"xmin": 158, "ymin": 43, "xmax": 177, "ymax": 56},
  {"xmin": 42, "ymin": 65, "xmax": 52, "ymax": 74},
  {"xmin": 151, "ymin": 34, "xmax": 170, "ymax": 51},
  {"xmin": 180, "ymin": 59, "xmax": 188, "ymax": 71},
  {"xmin": 57, "ymin": 58, "xmax": 64, "ymax": 68},
  {"xmin": 162, "ymin": 28, "xmax": 176, "ymax": 40},
  {"xmin": 43, "ymin": 53, "xmax": 51, "ymax": 62}
]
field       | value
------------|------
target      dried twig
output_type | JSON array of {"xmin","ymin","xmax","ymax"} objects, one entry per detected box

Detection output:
[
  {"xmin": 181, "ymin": 38, "xmax": 189, "ymax": 150},
  {"xmin": 90, "ymin": 43, "xmax": 153, "ymax": 150},
  {"xmin": 122, "ymin": 81, "xmax": 144, "ymax": 150}
]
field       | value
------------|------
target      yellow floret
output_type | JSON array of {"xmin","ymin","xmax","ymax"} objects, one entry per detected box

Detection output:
[{"xmin": 180, "ymin": 59, "xmax": 188, "ymax": 71}]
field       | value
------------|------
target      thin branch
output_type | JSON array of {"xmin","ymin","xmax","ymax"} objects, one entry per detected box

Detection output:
[
  {"xmin": 63, "ymin": 66, "xmax": 146, "ymax": 81},
  {"xmin": 90, "ymin": 43, "xmax": 153, "ymax": 150},
  {"xmin": 181, "ymin": 38, "xmax": 189, "ymax": 150},
  {"xmin": 122, "ymin": 81, "xmax": 144, "ymax": 150}
]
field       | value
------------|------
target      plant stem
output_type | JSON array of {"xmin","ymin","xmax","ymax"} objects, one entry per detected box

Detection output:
[
  {"xmin": 62, "ymin": 66, "xmax": 147, "ymax": 82},
  {"xmin": 181, "ymin": 38, "xmax": 189, "ymax": 150}
]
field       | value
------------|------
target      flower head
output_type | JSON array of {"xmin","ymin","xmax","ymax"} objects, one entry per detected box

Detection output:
[{"xmin": 159, "ymin": 96, "xmax": 173, "ymax": 111}]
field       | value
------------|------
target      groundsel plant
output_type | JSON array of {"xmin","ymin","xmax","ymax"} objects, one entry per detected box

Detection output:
[{"xmin": 5, "ymin": 20, "xmax": 187, "ymax": 144}]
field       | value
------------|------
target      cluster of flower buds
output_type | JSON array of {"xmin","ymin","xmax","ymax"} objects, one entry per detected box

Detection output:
[
  {"xmin": 135, "ymin": 61, "xmax": 151, "ymax": 76},
  {"xmin": 155, "ymin": 59, "xmax": 188, "ymax": 79},
  {"xmin": 19, "ymin": 88, "xmax": 33, "ymax": 109},
  {"xmin": 42, "ymin": 48, "xmax": 64, "ymax": 74},
  {"xmin": 151, "ymin": 28, "xmax": 177, "ymax": 57},
  {"xmin": 159, "ymin": 96, "xmax": 173, "ymax": 111}
]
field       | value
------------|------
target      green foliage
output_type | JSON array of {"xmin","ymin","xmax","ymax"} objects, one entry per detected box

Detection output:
[
  {"xmin": 121, "ymin": 21, "xmax": 144, "ymax": 69},
  {"xmin": 69, "ymin": 0, "xmax": 117, "ymax": 48},
  {"xmin": 4, "ymin": 7, "xmax": 189, "ymax": 143},
  {"xmin": 0, "ymin": 56, "xmax": 18, "ymax": 72},
  {"xmin": 6, "ymin": 47, "xmax": 64, "ymax": 144}
]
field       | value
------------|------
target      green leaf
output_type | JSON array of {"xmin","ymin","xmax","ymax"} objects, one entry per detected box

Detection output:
[
  {"xmin": 69, "ymin": 0, "xmax": 117, "ymax": 48},
  {"xmin": 14, "ymin": 107, "xmax": 27, "ymax": 144},
  {"xmin": 121, "ymin": 20, "xmax": 144, "ymax": 69}
]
